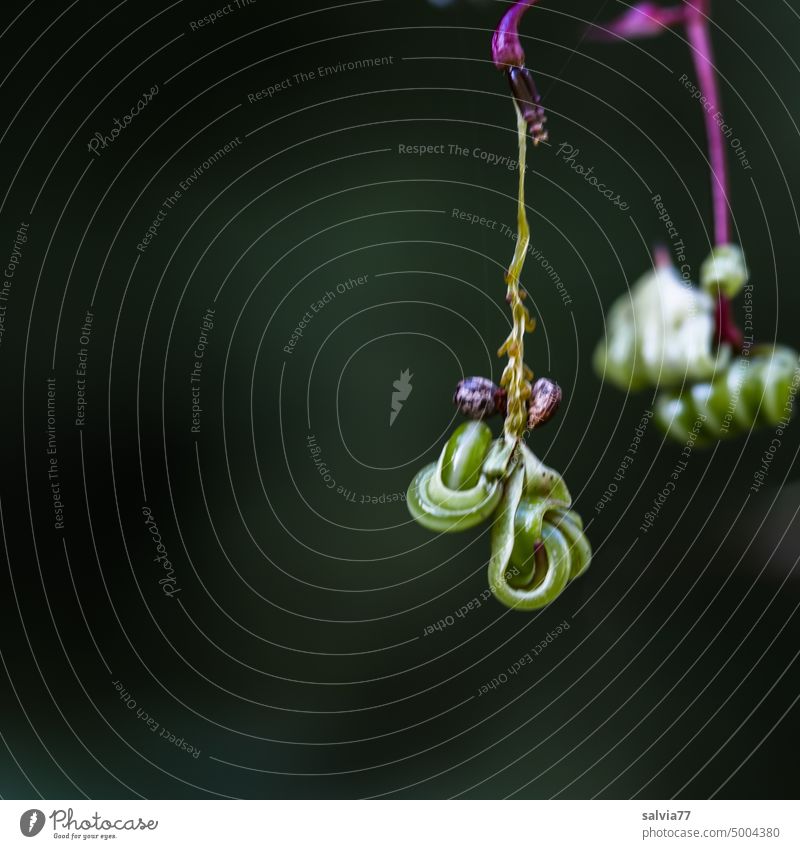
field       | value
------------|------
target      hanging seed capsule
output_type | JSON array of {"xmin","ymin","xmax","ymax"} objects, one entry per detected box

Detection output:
[
  {"xmin": 527, "ymin": 377, "xmax": 562, "ymax": 429},
  {"xmin": 453, "ymin": 377, "xmax": 507, "ymax": 419}
]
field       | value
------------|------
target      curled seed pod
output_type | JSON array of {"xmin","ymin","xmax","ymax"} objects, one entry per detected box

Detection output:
[
  {"xmin": 654, "ymin": 345, "xmax": 800, "ymax": 445},
  {"xmin": 488, "ymin": 446, "xmax": 590, "ymax": 611},
  {"xmin": 453, "ymin": 376, "xmax": 507, "ymax": 419},
  {"xmin": 700, "ymin": 244, "xmax": 748, "ymax": 299},
  {"xmin": 527, "ymin": 377, "xmax": 562, "ymax": 429},
  {"xmin": 407, "ymin": 421, "xmax": 503, "ymax": 533}
]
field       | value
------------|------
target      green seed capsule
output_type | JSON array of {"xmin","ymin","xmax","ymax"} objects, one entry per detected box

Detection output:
[
  {"xmin": 407, "ymin": 421, "xmax": 502, "ymax": 533},
  {"xmin": 654, "ymin": 345, "xmax": 799, "ymax": 444},
  {"xmin": 487, "ymin": 450, "xmax": 591, "ymax": 611},
  {"xmin": 409, "ymin": 425, "xmax": 591, "ymax": 610},
  {"xmin": 440, "ymin": 421, "xmax": 493, "ymax": 490},
  {"xmin": 548, "ymin": 509, "xmax": 592, "ymax": 580}
]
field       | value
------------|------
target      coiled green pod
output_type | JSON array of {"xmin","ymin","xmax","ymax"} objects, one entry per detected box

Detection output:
[
  {"xmin": 408, "ymin": 422, "xmax": 590, "ymax": 611},
  {"xmin": 655, "ymin": 345, "xmax": 799, "ymax": 444},
  {"xmin": 488, "ymin": 445, "xmax": 591, "ymax": 611},
  {"xmin": 407, "ymin": 421, "xmax": 504, "ymax": 532}
]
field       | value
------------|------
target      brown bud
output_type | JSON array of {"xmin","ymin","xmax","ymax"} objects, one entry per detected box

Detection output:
[
  {"xmin": 527, "ymin": 378, "xmax": 562, "ymax": 429},
  {"xmin": 454, "ymin": 377, "xmax": 507, "ymax": 419},
  {"xmin": 506, "ymin": 67, "xmax": 548, "ymax": 146}
]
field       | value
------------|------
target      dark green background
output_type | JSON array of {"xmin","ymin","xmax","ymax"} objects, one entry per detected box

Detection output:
[{"xmin": 0, "ymin": 0, "xmax": 798, "ymax": 799}]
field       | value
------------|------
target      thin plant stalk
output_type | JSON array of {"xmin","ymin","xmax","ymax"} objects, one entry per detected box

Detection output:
[
  {"xmin": 684, "ymin": 0, "xmax": 731, "ymax": 247},
  {"xmin": 499, "ymin": 105, "xmax": 535, "ymax": 445},
  {"xmin": 683, "ymin": 0, "xmax": 742, "ymax": 348}
]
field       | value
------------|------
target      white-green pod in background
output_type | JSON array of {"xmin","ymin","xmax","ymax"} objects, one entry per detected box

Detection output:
[
  {"xmin": 655, "ymin": 345, "xmax": 799, "ymax": 445},
  {"xmin": 594, "ymin": 262, "xmax": 729, "ymax": 392},
  {"xmin": 700, "ymin": 244, "xmax": 748, "ymax": 299}
]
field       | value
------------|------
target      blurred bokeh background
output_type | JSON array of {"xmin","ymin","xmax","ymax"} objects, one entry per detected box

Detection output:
[{"xmin": 0, "ymin": 0, "xmax": 798, "ymax": 799}]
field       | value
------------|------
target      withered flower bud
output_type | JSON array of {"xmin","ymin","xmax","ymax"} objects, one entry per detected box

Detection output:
[
  {"xmin": 506, "ymin": 66, "xmax": 548, "ymax": 145},
  {"xmin": 454, "ymin": 377, "xmax": 507, "ymax": 419},
  {"xmin": 527, "ymin": 377, "xmax": 562, "ymax": 429}
]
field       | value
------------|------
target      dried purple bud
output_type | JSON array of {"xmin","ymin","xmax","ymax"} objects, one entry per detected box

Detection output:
[
  {"xmin": 491, "ymin": 0, "xmax": 536, "ymax": 70},
  {"xmin": 506, "ymin": 66, "xmax": 548, "ymax": 145},
  {"xmin": 527, "ymin": 377, "xmax": 562, "ymax": 429},
  {"xmin": 454, "ymin": 377, "xmax": 507, "ymax": 419}
]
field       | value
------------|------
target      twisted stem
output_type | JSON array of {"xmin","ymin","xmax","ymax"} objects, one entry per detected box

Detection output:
[
  {"xmin": 492, "ymin": 0, "xmax": 543, "ymax": 447},
  {"xmin": 498, "ymin": 106, "xmax": 535, "ymax": 445}
]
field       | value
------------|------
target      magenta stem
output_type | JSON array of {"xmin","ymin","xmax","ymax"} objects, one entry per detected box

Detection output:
[
  {"xmin": 652, "ymin": 243, "xmax": 673, "ymax": 270},
  {"xmin": 684, "ymin": 0, "xmax": 731, "ymax": 246},
  {"xmin": 684, "ymin": 0, "xmax": 742, "ymax": 350}
]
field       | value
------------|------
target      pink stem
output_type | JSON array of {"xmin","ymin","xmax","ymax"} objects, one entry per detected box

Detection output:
[
  {"xmin": 684, "ymin": 0, "xmax": 730, "ymax": 247},
  {"xmin": 715, "ymin": 296, "xmax": 743, "ymax": 351},
  {"xmin": 684, "ymin": 0, "xmax": 741, "ymax": 350},
  {"xmin": 653, "ymin": 243, "xmax": 672, "ymax": 269}
]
